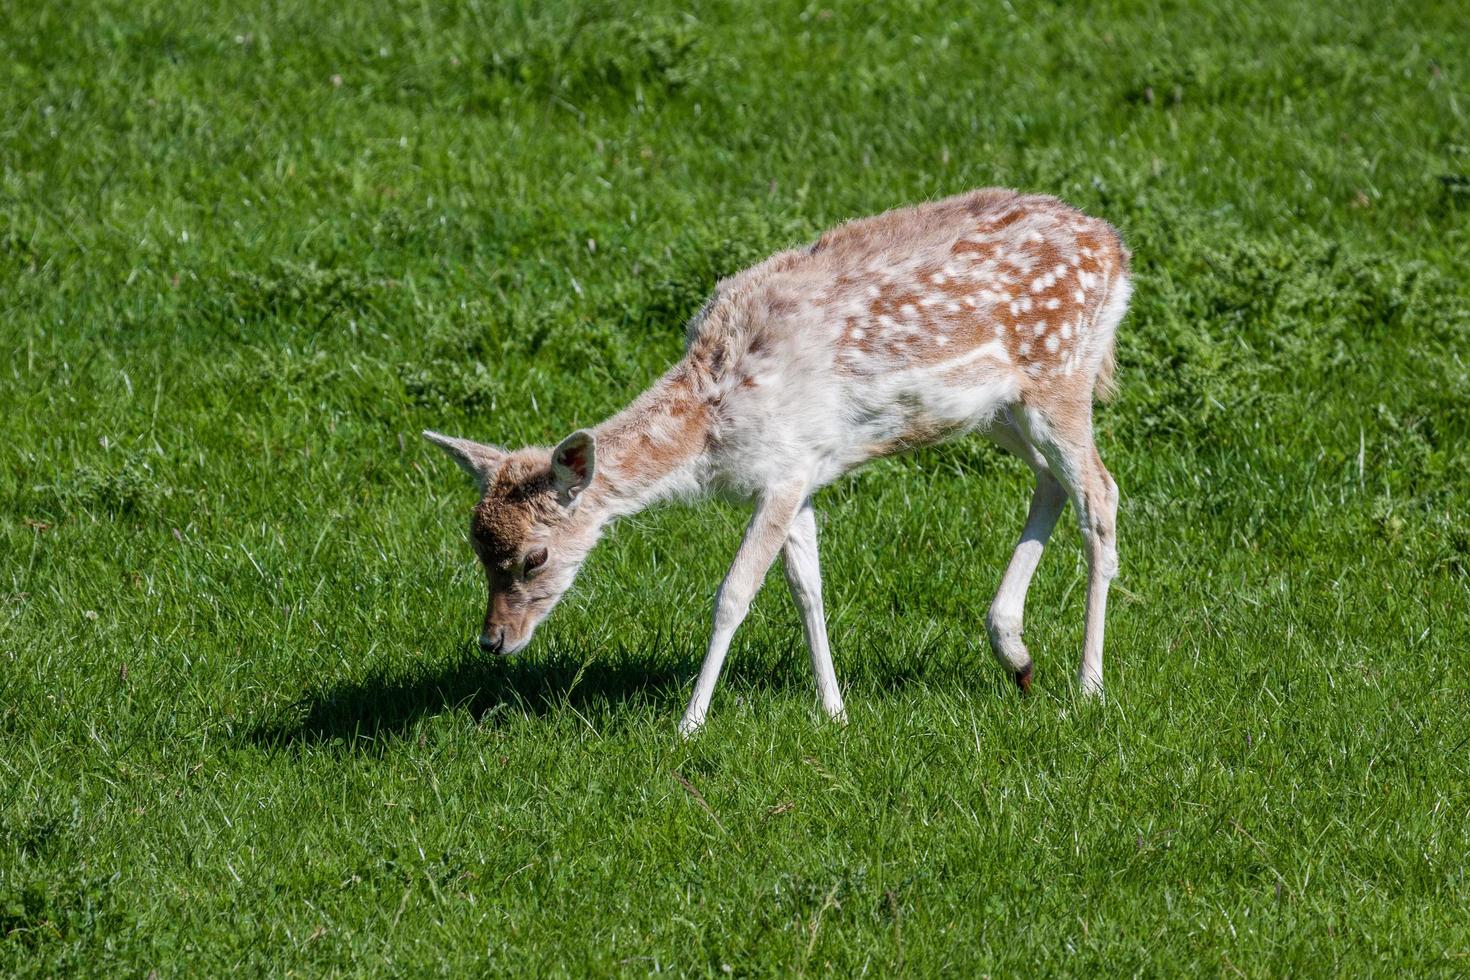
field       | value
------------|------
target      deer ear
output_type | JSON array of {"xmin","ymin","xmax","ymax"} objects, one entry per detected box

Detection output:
[
  {"xmin": 422, "ymin": 430, "xmax": 505, "ymax": 491},
  {"xmin": 551, "ymin": 430, "xmax": 596, "ymax": 504}
]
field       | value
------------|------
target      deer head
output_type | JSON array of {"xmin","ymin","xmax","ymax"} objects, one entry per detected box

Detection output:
[{"xmin": 423, "ymin": 428, "xmax": 602, "ymax": 654}]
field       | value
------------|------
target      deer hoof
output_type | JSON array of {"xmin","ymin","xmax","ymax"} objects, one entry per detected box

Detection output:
[{"xmin": 1014, "ymin": 663, "xmax": 1033, "ymax": 694}]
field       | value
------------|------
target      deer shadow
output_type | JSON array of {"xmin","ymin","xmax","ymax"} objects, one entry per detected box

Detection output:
[
  {"xmin": 245, "ymin": 641, "xmax": 710, "ymax": 750},
  {"xmin": 244, "ymin": 624, "xmax": 984, "ymax": 752}
]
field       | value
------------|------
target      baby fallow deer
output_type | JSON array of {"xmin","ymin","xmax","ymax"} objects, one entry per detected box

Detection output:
[{"xmin": 426, "ymin": 188, "xmax": 1132, "ymax": 735}]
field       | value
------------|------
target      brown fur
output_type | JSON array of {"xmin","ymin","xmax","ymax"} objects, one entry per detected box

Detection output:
[
  {"xmin": 665, "ymin": 191, "xmax": 1126, "ymax": 423},
  {"xmin": 471, "ymin": 458, "xmax": 562, "ymax": 567},
  {"xmin": 824, "ymin": 191, "xmax": 1127, "ymax": 387},
  {"xmin": 592, "ymin": 366, "xmax": 713, "ymax": 494}
]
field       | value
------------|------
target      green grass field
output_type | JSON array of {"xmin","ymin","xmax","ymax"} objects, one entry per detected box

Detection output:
[{"xmin": 3, "ymin": 0, "xmax": 1468, "ymax": 973}]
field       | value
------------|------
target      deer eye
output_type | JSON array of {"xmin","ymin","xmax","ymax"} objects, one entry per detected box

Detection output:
[{"xmin": 523, "ymin": 547, "xmax": 549, "ymax": 573}]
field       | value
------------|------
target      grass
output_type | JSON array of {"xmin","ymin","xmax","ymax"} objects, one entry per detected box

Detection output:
[{"xmin": 2, "ymin": 0, "xmax": 1468, "ymax": 973}]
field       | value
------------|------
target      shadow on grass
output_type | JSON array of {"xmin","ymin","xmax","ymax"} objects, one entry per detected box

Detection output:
[
  {"xmin": 244, "ymin": 626, "xmax": 985, "ymax": 752},
  {"xmin": 246, "ymin": 641, "xmax": 700, "ymax": 750}
]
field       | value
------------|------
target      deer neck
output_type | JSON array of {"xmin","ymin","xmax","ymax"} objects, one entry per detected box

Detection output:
[{"xmin": 585, "ymin": 362, "xmax": 713, "ymax": 521}]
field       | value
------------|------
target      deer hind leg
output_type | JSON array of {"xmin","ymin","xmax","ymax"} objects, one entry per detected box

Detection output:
[
  {"xmin": 1018, "ymin": 403, "xmax": 1119, "ymax": 697},
  {"xmin": 781, "ymin": 498, "xmax": 846, "ymax": 723},
  {"xmin": 986, "ymin": 417, "xmax": 1068, "ymax": 692}
]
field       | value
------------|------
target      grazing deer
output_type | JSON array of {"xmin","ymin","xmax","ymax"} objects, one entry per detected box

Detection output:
[{"xmin": 425, "ymin": 188, "xmax": 1131, "ymax": 735}]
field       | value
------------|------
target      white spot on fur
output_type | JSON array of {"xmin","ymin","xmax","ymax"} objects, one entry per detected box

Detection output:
[{"xmin": 1045, "ymin": 333, "xmax": 1060, "ymax": 353}]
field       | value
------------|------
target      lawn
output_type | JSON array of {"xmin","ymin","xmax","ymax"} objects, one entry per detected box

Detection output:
[{"xmin": 2, "ymin": 0, "xmax": 1468, "ymax": 974}]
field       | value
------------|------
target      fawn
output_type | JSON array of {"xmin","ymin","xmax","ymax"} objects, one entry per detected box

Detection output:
[{"xmin": 426, "ymin": 188, "xmax": 1131, "ymax": 735}]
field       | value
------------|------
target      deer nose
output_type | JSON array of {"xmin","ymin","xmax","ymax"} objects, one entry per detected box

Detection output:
[{"xmin": 479, "ymin": 629, "xmax": 505, "ymax": 655}]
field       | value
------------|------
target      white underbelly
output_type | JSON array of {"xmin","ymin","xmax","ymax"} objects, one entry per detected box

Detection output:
[
  {"xmin": 813, "ymin": 364, "xmax": 1019, "ymax": 481},
  {"xmin": 708, "ymin": 347, "xmax": 1019, "ymax": 492}
]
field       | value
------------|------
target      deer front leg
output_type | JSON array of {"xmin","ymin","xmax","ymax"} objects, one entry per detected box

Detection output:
[
  {"xmin": 781, "ymin": 498, "xmax": 846, "ymax": 723},
  {"xmin": 679, "ymin": 484, "xmax": 807, "ymax": 737}
]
